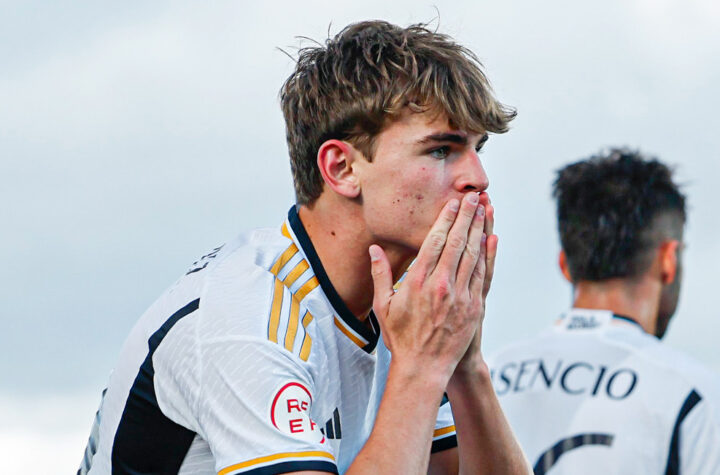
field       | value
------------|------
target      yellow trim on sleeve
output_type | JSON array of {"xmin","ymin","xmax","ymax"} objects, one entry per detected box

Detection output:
[
  {"xmin": 283, "ymin": 260, "xmax": 310, "ymax": 287},
  {"xmin": 295, "ymin": 276, "xmax": 319, "ymax": 301},
  {"xmin": 218, "ymin": 450, "xmax": 335, "ymax": 475},
  {"xmin": 433, "ymin": 425, "xmax": 456, "ymax": 438},
  {"xmin": 299, "ymin": 311, "xmax": 314, "ymax": 361},
  {"xmin": 268, "ymin": 278, "xmax": 284, "ymax": 343},
  {"xmin": 333, "ymin": 316, "xmax": 366, "ymax": 348},
  {"xmin": 284, "ymin": 297, "xmax": 301, "ymax": 352}
]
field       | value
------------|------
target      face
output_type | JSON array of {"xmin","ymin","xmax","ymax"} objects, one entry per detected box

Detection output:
[{"xmin": 352, "ymin": 110, "xmax": 489, "ymax": 254}]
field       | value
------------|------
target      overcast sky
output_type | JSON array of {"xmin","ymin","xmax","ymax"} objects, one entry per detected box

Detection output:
[{"xmin": 1, "ymin": 0, "xmax": 719, "ymax": 472}]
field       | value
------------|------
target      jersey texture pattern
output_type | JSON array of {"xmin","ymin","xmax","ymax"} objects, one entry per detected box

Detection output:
[
  {"xmin": 79, "ymin": 206, "xmax": 456, "ymax": 474},
  {"xmin": 487, "ymin": 308, "xmax": 720, "ymax": 475}
]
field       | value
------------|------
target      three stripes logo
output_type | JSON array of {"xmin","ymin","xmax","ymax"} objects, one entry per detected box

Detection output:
[{"xmin": 319, "ymin": 408, "xmax": 342, "ymax": 440}]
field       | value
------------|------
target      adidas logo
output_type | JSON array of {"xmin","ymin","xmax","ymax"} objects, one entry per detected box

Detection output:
[{"xmin": 320, "ymin": 408, "xmax": 342, "ymax": 440}]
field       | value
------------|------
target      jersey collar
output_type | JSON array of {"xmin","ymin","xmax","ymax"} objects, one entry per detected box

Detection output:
[
  {"xmin": 558, "ymin": 308, "xmax": 644, "ymax": 332},
  {"xmin": 287, "ymin": 205, "xmax": 379, "ymax": 353}
]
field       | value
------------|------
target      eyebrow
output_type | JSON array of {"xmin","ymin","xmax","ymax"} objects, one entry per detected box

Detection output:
[{"xmin": 418, "ymin": 132, "xmax": 489, "ymax": 147}]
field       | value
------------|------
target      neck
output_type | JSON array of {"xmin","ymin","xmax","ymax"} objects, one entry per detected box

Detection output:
[
  {"xmin": 298, "ymin": 198, "xmax": 415, "ymax": 321},
  {"xmin": 571, "ymin": 276, "xmax": 661, "ymax": 335}
]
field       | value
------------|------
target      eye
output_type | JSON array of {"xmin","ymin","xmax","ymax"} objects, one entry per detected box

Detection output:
[
  {"xmin": 475, "ymin": 135, "xmax": 489, "ymax": 154},
  {"xmin": 430, "ymin": 146, "xmax": 451, "ymax": 159}
]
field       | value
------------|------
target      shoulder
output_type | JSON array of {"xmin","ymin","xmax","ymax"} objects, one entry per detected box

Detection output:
[
  {"xmin": 146, "ymin": 226, "xmax": 310, "ymax": 369},
  {"xmin": 641, "ymin": 336, "xmax": 720, "ymax": 404},
  {"xmin": 195, "ymin": 227, "xmax": 301, "ymax": 338},
  {"xmin": 149, "ymin": 224, "xmax": 331, "ymax": 393},
  {"xmin": 191, "ymin": 226, "xmax": 326, "ymax": 366},
  {"xmin": 617, "ymin": 331, "xmax": 720, "ymax": 398},
  {"xmin": 486, "ymin": 329, "xmax": 557, "ymax": 367}
]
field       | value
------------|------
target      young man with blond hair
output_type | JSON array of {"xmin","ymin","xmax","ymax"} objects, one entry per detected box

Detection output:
[{"xmin": 79, "ymin": 20, "xmax": 528, "ymax": 474}]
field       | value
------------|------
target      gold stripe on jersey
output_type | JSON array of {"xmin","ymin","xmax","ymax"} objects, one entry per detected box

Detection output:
[
  {"xmin": 433, "ymin": 425, "xmax": 456, "ymax": 438},
  {"xmin": 295, "ymin": 276, "xmax": 319, "ymax": 301},
  {"xmin": 267, "ymin": 241, "xmax": 299, "ymax": 344},
  {"xmin": 299, "ymin": 311, "xmax": 314, "ymax": 361},
  {"xmin": 283, "ymin": 260, "xmax": 309, "ymax": 288},
  {"xmin": 218, "ymin": 450, "xmax": 335, "ymax": 475},
  {"xmin": 281, "ymin": 221, "xmax": 292, "ymax": 239},
  {"xmin": 270, "ymin": 243, "xmax": 298, "ymax": 275},
  {"xmin": 284, "ymin": 297, "xmax": 301, "ymax": 352},
  {"xmin": 268, "ymin": 278, "xmax": 284, "ymax": 344},
  {"xmin": 267, "ymin": 233, "xmax": 318, "ymax": 356},
  {"xmin": 334, "ymin": 316, "xmax": 367, "ymax": 349}
]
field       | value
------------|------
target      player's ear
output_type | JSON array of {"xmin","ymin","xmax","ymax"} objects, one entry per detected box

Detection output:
[
  {"xmin": 317, "ymin": 139, "xmax": 361, "ymax": 199},
  {"xmin": 559, "ymin": 250, "xmax": 573, "ymax": 283},
  {"xmin": 659, "ymin": 240, "xmax": 680, "ymax": 285}
]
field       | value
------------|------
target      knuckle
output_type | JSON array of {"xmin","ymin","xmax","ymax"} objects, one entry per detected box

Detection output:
[
  {"xmin": 448, "ymin": 234, "xmax": 466, "ymax": 250},
  {"xmin": 433, "ymin": 277, "xmax": 453, "ymax": 299},
  {"xmin": 409, "ymin": 273, "xmax": 425, "ymax": 289},
  {"xmin": 464, "ymin": 244, "xmax": 480, "ymax": 260},
  {"xmin": 428, "ymin": 231, "xmax": 447, "ymax": 250}
]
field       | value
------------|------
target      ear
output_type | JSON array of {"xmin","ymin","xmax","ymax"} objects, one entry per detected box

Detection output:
[
  {"xmin": 659, "ymin": 240, "xmax": 680, "ymax": 285},
  {"xmin": 558, "ymin": 250, "xmax": 573, "ymax": 283},
  {"xmin": 316, "ymin": 139, "xmax": 361, "ymax": 199}
]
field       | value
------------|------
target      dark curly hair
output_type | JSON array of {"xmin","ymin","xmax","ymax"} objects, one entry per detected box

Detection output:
[
  {"xmin": 280, "ymin": 20, "xmax": 516, "ymax": 205},
  {"xmin": 553, "ymin": 148, "xmax": 686, "ymax": 282}
]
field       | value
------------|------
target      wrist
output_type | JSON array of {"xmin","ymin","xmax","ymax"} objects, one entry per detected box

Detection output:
[
  {"xmin": 388, "ymin": 357, "xmax": 452, "ymax": 399},
  {"xmin": 447, "ymin": 358, "xmax": 491, "ymax": 394}
]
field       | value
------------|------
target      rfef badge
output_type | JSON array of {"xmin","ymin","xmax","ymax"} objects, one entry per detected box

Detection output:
[{"xmin": 270, "ymin": 381, "xmax": 325, "ymax": 444}]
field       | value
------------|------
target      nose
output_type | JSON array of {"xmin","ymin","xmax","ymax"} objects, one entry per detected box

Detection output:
[{"xmin": 454, "ymin": 149, "xmax": 489, "ymax": 193}]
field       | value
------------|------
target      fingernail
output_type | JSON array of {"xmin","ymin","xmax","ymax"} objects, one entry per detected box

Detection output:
[
  {"xmin": 477, "ymin": 205, "xmax": 485, "ymax": 217},
  {"xmin": 449, "ymin": 199, "xmax": 460, "ymax": 212},
  {"xmin": 481, "ymin": 233, "xmax": 487, "ymax": 244},
  {"xmin": 468, "ymin": 193, "xmax": 479, "ymax": 205},
  {"xmin": 369, "ymin": 245, "xmax": 380, "ymax": 262}
]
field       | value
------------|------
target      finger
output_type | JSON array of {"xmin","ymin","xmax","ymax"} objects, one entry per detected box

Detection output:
[
  {"xmin": 412, "ymin": 198, "xmax": 460, "ymax": 276},
  {"xmin": 433, "ymin": 192, "xmax": 480, "ymax": 280},
  {"xmin": 455, "ymin": 203, "xmax": 486, "ymax": 289},
  {"xmin": 484, "ymin": 204, "xmax": 494, "ymax": 236},
  {"xmin": 469, "ymin": 233, "xmax": 488, "ymax": 297},
  {"xmin": 478, "ymin": 192, "xmax": 494, "ymax": 236},
  {"xmin": 369, "ymin": 244, "xmax": 394, "ymax": 322},
  {"xmin": 482, "ymin": 234, "xmax": 498, "ymax": 298},
  {"xmin": 478, "ymin": 191, "xmax": 491, "ymax": 208}
]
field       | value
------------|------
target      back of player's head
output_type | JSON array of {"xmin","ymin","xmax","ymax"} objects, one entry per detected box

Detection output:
[
  {"xmin": 553, "ymin": 148, "xmax": 686, "ymax": 282},
  {"xmin": 281, "ymin": 20, "xmax": 516, "ymax": 205}
]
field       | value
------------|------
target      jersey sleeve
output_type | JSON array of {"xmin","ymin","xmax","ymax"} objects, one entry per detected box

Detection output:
[
  {"xmin": 431, "ymin": 394, "xmax": 457, "ymax": 453},
  {"xmin": 679, "ymin": 397, "xmax": 720, "ymax": 474},
  {"xmin": 156, "ymin": 332, "xmax": 337, "ymax": 475}
]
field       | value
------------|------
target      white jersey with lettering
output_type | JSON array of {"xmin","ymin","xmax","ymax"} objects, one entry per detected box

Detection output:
[
  {"xmin": 487, "ymin": 308, "xmax": 720, "ymax": 475},
  {"xmin": 78, "ymin": 206, "xmax": 456, "ymax": 475}
]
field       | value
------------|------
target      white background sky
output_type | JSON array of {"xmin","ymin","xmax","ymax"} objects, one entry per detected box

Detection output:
[{"xmin": 1, "ymin": 1, "xmax": 719, "ymax": 472}]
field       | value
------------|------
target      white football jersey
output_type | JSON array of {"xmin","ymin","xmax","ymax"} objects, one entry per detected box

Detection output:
[
  {"xmin": 79, "ymin": 206, "xmax": 456, "ymax": 475},
  {"xmin": 487, "ymin": 308, "xmax": 720, "ymax": 475}
]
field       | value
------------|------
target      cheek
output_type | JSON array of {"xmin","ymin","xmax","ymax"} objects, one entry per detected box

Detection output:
[{"xmin": 371, "ymin": 165, "xmax": 440, "ymax": 222}]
